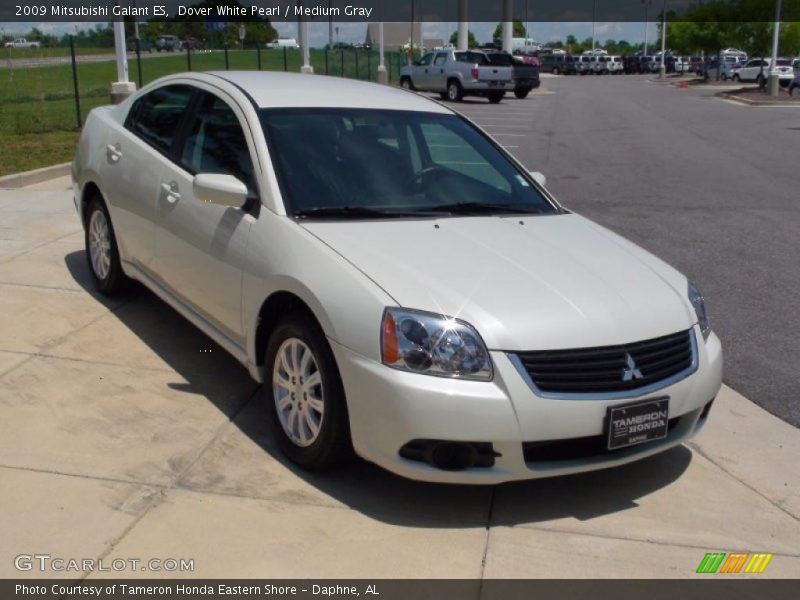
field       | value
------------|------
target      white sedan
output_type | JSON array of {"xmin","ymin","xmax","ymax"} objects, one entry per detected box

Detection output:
[{"xmin": 72, "ymin": 72, "xmax": 722, "ymax": 484}]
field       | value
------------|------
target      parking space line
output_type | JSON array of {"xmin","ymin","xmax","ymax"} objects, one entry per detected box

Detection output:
[{"xmin": 488, "ymin": 133, "xmax": 526, "ymax": 137}]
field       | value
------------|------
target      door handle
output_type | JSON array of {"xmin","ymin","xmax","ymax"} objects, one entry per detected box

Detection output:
[
  {"xmin": 106, "ymin": 143, "xmax": 122, "ymax": 163},
  {"xmin": 161, "ymin": 182, "xmax": 181, "ymax": 204}
]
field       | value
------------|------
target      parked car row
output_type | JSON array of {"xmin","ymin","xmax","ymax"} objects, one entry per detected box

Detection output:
[
  {"xmin": 400, "ymin": 49, "xmax": 539, "ymax": 102},
  {"xmin": 126, "ymin": 35, "xmax": 209, "ymax": 53},
  {"xmin": 720, "ymin": 57, "xmax": 796, "ymax": 86}
]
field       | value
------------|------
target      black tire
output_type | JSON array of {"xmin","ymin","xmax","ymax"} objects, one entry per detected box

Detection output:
[
  {"xmin": 264, "ymin": 313, "xmax": 352, "ymax": 471},
  {"xmin": 552, "ymin": 67, "xmax": 560, "ymax": 75},
  {"xmin": 732, "ymin": 74, "xmax": 740, "ymax": 82},
  {"xmin": 84, "ymin": 196, "xmax": 127, "ymax": 295},
  {"xmin": 488, "ymin": 90, "xmax": 504, "ymax": 103},
  {"xmin": 446, "ymin": 79, "xmax": 463, "ymax": 102},
  {"xmin": 399, "ymin": 76, "xmax": 415, "ymax": 91},
  {"xmin": 790, "ymin": 85, "xmax": 797, "ymax": 97},
  {"xmin": 514, "ymin": 87, "xmax": 530, "ymax": 99}
]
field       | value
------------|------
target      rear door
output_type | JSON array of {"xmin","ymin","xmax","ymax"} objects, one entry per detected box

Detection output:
[
  {"xmin": 104, "ymin": 84, "xmax": 194, "ymax": 271},
  {"xmin": 152, "ymin": 89, "xmax": 259, "ymax": 347}
]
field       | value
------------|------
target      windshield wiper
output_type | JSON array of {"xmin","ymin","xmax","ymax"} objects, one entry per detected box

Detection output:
[
  {"xmin": 422, "ymin": 202, "xmax": 544, "ymax": 215},
  {"xmin": 293, "ymin": 206, "xmax": 443, "ymax": 220}
]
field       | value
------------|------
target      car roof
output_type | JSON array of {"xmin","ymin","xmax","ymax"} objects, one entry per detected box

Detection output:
[{"xmin": 197, "ymin": 71, "xmax": 453, "ymax": 113}]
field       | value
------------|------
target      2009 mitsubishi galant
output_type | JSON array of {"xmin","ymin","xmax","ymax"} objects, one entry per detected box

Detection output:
[{"xmin": 72, "ymin": 72, "xmax": 722, "ymax": 483}]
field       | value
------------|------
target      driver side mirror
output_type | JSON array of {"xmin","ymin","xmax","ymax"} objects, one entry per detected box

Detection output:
[
  {"xmin": 193, "ymin": 173, "xmax": 248, "ymax": 208},
  {"xmin": 529, "ymin": 171, "xmax": 547, "ymax": 187}
]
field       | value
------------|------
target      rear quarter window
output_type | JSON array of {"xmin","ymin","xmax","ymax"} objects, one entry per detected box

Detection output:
[{"xmin": 125, "ymin": 85, "xmax": 194, "ymax": 154}]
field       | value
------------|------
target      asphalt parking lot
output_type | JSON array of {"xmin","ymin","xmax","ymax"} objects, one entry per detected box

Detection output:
[
  {"xmin": 445, "ymin": 75, "xmax": 800, "ymax": 429},
  {"xmin": 0, "ymin": 77, "xmax": 799, "ymax": 580}
]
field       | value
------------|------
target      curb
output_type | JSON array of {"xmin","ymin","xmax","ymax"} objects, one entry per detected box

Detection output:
[
  {"xmin": 716, "ymin": 91, "xmax": 800, "ymax": 107},
  {"xmin": 0, "ymin": 162, "xmax": 71, "ymax": 189}
]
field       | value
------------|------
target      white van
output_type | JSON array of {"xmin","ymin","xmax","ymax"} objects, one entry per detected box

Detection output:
[
  {"xmin": 606, "ymin": 56, "xmax": 623, "ymax": 74},
  {"xmin": 575, "ymin": 55, "xmax": 592, "ymax": 74}
]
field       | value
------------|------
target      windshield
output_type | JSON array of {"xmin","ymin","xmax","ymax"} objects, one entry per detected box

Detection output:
[{"xmin": 259, "ymin": 109, "xmax": 557, "ymax": 218}]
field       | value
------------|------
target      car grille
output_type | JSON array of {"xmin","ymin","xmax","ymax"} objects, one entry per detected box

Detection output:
[{"xmin": 514, "ymin": 330, "xmax": 695, "ymax": 396}]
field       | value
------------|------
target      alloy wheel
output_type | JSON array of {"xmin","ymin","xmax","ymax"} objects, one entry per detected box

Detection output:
[
  {"xmin": 88, "ymin": 209, "xmax": 111, "ymax": 280},
  {"xmin": 272, "ymin": 337, "xmax": 324, "ymax": 447}
]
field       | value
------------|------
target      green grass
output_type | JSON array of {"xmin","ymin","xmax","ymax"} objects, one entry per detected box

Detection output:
[
  {"xmin": 1, "ymin": 48, "xmax": 408, "ymax": 174},
  {"xmin": 0, "ymin": 130, "xmax": 79, "ymax": 177}
]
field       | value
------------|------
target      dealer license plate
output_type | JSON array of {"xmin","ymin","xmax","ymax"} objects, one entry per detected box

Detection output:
[{"xmin": 606, "ymin": 398, "xmax": 669, "ymax": 450}]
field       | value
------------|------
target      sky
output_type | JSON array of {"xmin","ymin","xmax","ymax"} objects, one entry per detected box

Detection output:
[{"xmin": 2, "ymin": 21, "xmax": 661, "ymax": 49}]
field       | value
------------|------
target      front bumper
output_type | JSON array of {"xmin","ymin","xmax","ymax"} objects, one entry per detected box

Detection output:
[{"xmin": 332, "ymin": 325, "xmax": 722, "ymax": 484}]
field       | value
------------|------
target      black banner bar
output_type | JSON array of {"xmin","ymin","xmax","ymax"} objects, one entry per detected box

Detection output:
[
  {"xmin": 2, "ymin": 580, "xmax": 799, "ymax": 600},
  {"xmin": 2, "ymin": 0, "xmax": 799, "ymax": 23}
]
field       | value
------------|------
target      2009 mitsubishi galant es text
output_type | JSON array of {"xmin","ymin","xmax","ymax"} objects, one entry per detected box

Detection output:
[{"xmin": 72, "ymin": 72, "xmax": 722, "ymax": 483}]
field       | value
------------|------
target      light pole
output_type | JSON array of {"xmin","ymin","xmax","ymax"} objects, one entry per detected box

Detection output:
[
  {"xmin": 768, "ymin": 0, "xmax": 782, "ymax": 96},
  {"xmin": 377, "ymin": 21, "xmax": 387, "ymax": 84},
  {"xmin": 592, "ymin": 0, "xmax": 597, "ymax": 54},
  {"xmin": 642, "ymin": 0, "xmax": 652, "ymax": 54},
  {"xmin": 110, "ymin": 8, "xmax": 134, "ymax": 104},
  {"xmin": 659, "ymin": 0, "xmax": 667, "ymax": 78}
]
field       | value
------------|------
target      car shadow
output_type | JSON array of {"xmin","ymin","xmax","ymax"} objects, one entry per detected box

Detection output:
[{"xmin": 65, "ymin": 250, "xmax": 693, "ymax": 528}]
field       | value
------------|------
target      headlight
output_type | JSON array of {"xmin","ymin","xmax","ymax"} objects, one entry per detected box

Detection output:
[
  {"xmin": 381, "ymin": 308, "xmax": 493, "ymax": 381},
  {"xmin": 688, "ymin": 282, "xmax": 711, "ymax": 340}
]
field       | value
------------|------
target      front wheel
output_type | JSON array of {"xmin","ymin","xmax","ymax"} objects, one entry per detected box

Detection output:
[
  {"xmin": 399, "ymin": 76, "xmax": 414, "ymax": 91},
  {"xmin": 732, "ymin": 74, "xmax": 740, "ymax": 82},
  {"xmin": 84, "ymin": 197, "xmax": 127, "ymax": 295},
  {"xmin": 552, "ymin": 67, "xmax": 560, "ymax": 75},
  {"xmin": 264, "ymin": 313, "xmax": 352, "ymax": 470},
  {"xmin": 514, "ymin": 87, "xmax": 530, "ymax": 99}
]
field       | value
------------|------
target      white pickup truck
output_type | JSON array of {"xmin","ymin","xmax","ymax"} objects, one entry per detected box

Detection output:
[
  {"xmin": 4, "ymin": 38, "xmax": 41, "ymax": 49},
  {"xmin": 400, "ymin": 49, "xmax": 513, "ymax": 103}
]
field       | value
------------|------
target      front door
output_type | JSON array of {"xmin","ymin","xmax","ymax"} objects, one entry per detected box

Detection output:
[{"xmin": 152, "ymin": 90, "xmax": 259, "ymax": 348}]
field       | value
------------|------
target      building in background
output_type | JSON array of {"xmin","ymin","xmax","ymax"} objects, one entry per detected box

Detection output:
[{"xmin": 365, "ymin": 22, "xmax": 422, "ymax": 51}]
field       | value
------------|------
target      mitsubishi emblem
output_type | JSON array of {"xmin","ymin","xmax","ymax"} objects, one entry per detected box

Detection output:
[{"xmin": 622, "ymin": 353, "xmax": 643, "ymax": 382}]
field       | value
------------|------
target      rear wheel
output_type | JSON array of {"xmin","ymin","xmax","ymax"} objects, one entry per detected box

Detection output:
[
  {"xmin": 446, "ymin": 79, "xmax": 464, "ymax": 102},
  {"xmin": 264, "ymin": 313, "xmax": 352, "ymax": 470},
  {"xmin": 790, "ymin": 84, "xmax": 797, "ymax": 96},
  {"xmin": 488, "ymin": 90, "xmax": 504, "ymax": 103},
  {"xmin": 514, "ymin": 87, "xmax": 530, "ymax": 99},
  {"xmin": 84, "ymin": 196, "xmax": 127, "ymax": 295},
  {"xmin": 552, "ymin": 67, "xmax": 560, "ymax": 75}
]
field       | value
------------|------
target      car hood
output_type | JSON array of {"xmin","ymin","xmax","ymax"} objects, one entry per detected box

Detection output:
[{"xmin": 301, "ymin": 213, "xmax": 696, "ymax": 351}]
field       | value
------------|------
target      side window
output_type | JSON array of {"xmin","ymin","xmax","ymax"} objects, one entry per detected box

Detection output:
[
  {"xmin": 418, "ymin": 122, "xmax": 510, "ymax": 193},
  {"xmin": 180, "ymin": 93, "xmax": 256, "ymax": 194},
  {"xmin": 126, "ymin": 85, "xmax": 194, "ymax": 154},
  {"xmin": 433, "ymin": 53, "xmax": 447, "ymax": 66},
  {"xmin": 418, "ymin": 53, "xmax": 433, "ymax": 66}
]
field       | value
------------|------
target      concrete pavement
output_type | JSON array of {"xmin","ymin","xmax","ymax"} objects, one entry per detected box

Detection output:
[{"xmin": 0, "ymin": 175, "xmax": 798, "ymax": 579}]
